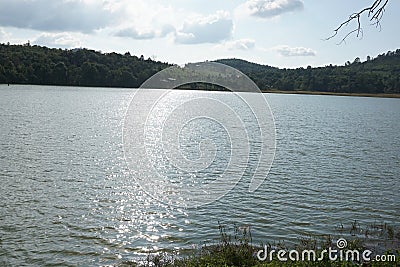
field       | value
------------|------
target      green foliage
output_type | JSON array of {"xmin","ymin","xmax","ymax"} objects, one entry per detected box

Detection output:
[
  {"xmin": 1, "ymin": 44, "xmax": 399, "ymax": 94},
  {"xmin": 217, "ymin": 50, "xmax": 400, "ymax": 94},
  {"xmin": 0, "ymin": 44, "xmax": 169, "ymax": 87}
]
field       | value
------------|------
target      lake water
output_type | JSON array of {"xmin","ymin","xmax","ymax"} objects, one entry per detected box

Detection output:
[{"xmin": 0, "ymin": 85, "xmax": 399, "ymax": 266}]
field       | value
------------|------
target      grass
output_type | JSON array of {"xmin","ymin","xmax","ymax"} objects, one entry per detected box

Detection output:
[{"xmin": 119, "ymin": 222, "xmax": 400, "ymax": 267}]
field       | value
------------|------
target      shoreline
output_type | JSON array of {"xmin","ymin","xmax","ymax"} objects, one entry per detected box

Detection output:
[
  {"xmin": 3, "ymin": 84, "xmax": 400, "ymax": 98},
  {"xmin": 262, "ymin": 90, "xmax": 400, "ymax": 98}
]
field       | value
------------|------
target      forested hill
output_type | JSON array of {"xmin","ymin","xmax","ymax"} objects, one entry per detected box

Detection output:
[
  {"xmin": 217, "ymin": 51, "xmax": 400, "ymax": 94},
  {"xmin": 0, "ymin": 44, "xmax": 169, "ymax": 88},
  {"xmin": 0, "ymin": 43, "xmax": 399, "ymax": 94}
]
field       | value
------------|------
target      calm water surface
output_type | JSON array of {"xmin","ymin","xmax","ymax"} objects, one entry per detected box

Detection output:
[{"xmin": 0, "ymin": 85, "xmax": 399, "ymax": 266}]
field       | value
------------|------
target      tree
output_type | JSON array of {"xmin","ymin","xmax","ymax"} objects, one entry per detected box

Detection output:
[
  {"xmin": 51, "ymin": 62, "xmax": 67, "ymax": 84},
  {"xmin": 353, "ymin": 57, "xmax": 361, "ymax": 64},
  {"xmin": 327, "ymin": 0, "xmax": 389, "ymax": 43}
]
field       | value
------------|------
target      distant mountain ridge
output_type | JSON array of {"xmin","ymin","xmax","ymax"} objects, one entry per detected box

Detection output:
[
  {"xmin": 216, "ymin": 58, "xmax": 277, "ymax": 72},
  {"xmin": 216, "ymin": 52, "xmax": 400, "ymax": 94},
  {"xmin": 0, "ymin": 43, "xmax": 399, "ymax": 94}
]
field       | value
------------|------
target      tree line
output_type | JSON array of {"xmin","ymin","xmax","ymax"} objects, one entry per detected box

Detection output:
[
  {"xmin": 0, "ymin": 43, "xmax": 169, "ymax": 88},
  {"xmin": 0, "ymin": 43, "xmax": 399, "ymax": 94},
  {"xmin": 218, "ymin": 51, "xmax": 400, "ymax": 94}
]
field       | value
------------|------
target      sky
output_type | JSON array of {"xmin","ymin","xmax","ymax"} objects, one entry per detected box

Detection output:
[{"xmin": 0, "ymin": 0, "xmax": 399, "ymax": 68}]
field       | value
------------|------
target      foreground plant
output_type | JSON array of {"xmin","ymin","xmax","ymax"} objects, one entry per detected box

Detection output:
[{"xmin": 119, "ymin": 221, "xmax": 399, "ymax": 267}]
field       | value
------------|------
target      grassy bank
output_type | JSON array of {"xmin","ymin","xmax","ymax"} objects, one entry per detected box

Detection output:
[{"xmin": 120, "ymin": 222, "xmax": 399, "ymax": 267}]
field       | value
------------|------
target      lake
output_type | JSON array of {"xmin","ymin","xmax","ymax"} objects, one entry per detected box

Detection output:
[{"xmin": 0, "ymin": 85, "xmax": 399, "ymax": 266}]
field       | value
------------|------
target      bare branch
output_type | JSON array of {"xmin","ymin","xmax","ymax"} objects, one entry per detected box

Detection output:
[
  {"xmin": 326, "ymin": 0, "xmax": 389, "ymax": 43},
  {"xmin": 337, "ymin": 28, "xmax": 364, "ymax": 45}
]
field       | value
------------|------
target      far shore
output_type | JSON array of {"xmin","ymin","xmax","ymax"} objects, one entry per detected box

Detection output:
[
  {"xmin": 3, "ymin": 84, "xmax": 400, "ymax": 98},
  {"xmin": 262, "ymin": 89, "xmax": 400, "ymax": 98}
]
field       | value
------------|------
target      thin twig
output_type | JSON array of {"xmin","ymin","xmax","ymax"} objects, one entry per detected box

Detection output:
[{"xmin": 326, "ymin": 0, "xmax": 389, "ymax": 43}]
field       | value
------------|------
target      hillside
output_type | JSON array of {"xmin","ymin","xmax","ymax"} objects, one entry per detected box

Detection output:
[
  {"xmin": 0, "ymin": 44, "xmax": 169, "ymax": 88},
  {"xmin": 217, "ymin": 51, "xmax": 400, "ymax": 94},
  {"xmin": 0, "ymin": 43, "xmax": 399, "ymax": 94}
]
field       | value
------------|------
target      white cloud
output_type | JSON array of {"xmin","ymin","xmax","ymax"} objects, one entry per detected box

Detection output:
[
  {"xmin": 238, "ymin": 0, "xmax": 304, "ymax": 18},
  {"xmin": 108, "ymin": 1, "xmax": 179, "ymax": 40},
  {"xmin": 0, "ymin": 1, "xmax": 233, "ymax": 45},
  {"xmin": 115, "ymin": 24, "xmax": 175, "ymax": 40},
  {"xmin": 33, "ymin": 33, "xmax": 81, "ymax": 48},
  {"xmin": 275, "ymin": 45, "xmax": 316, "ymax": 57},
  {"xmin": 0, "ymin": 28, "xmax": 8, "ymax": 42},
  {"xmin": 175, "ymin": 11, "xmax": 234, "ymax": 44},
  {"xmin": 115, "ymin": 28, "xmax": 157, "ymax": 40},
  {"xmin": 0, "ymin": 0, "xmax": 113, "ymax": 33},
  {"xmin": 217, "ymin": 39, "xmax": 256, "ymax": 50}
]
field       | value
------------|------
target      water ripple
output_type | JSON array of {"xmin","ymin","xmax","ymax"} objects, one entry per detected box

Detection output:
[{"xmin": 0, "ymin": 86, "xmax": 399, "ymax": 265}]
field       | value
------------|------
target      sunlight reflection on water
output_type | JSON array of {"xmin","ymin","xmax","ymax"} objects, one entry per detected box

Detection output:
[{"xmin": 0, "ymin": 85, "xmax": 399, "ymax": 266}]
